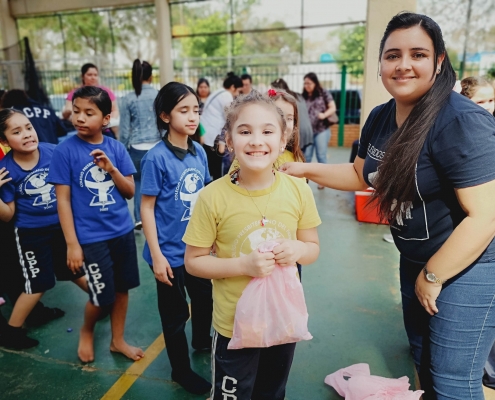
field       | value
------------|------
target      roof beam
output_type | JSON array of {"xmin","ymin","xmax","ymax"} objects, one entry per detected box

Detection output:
[{"xmin": 9, "ymin": 0, "xmax": 153, "ymax": 17}]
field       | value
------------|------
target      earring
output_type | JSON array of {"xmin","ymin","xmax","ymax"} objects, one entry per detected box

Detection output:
[
  {"xmin": 437, "ymin": 68, "xmax": 441, "ymax": 73},
  {"xmin": 378, "ymin": 73, "xmax": 381, "ymax": 76}
]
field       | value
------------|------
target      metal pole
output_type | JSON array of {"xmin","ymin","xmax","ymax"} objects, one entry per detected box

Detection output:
[
  {"xmin": 300, "ymin": 0, "xmax": 304, "ymax": 61},
  {"xmin": 460, "ymin": 0, "xmax": 473, "ymax": 79},
  {"xmin": 57, "ymin": 14, "xmax": 68, "ymax": 70},
  {"xmin": 338, "ymin": 64, "xmax": 347, "ymax": 147}
]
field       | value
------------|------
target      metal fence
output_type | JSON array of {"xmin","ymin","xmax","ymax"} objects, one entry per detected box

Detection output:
[{"xmin": 0, "ymin": 59, "xmax": 490, "ymax": 146}]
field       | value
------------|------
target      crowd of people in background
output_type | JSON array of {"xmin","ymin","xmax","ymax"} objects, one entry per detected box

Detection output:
[{"xmin": 2, "ymin": 11, "xmax": 495, "ymax": 400}]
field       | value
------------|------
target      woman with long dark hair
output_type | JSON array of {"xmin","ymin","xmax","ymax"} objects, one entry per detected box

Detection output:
[
  {"xmin": 119, "ymin": 59, "xmax": 161, "ymax": 229},
  {"xmin": 196, "ymin": 78, "xmax": 210, "ymax": 113},
  {"xmin": 302, "ymin": 72, "xmax": 337, "ymax": 190},
  {"xmin": 281, "ymin": 12, "xmax": 495, "ymax": 399}
]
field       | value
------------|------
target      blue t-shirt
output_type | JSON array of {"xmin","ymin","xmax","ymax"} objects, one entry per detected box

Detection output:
[
  {"xmin": 0, "ymin": 142, "xmax": 58, "ymax": 228},
  {"xmin": 358, "ymin": 92, "xmax": 495, "ymax": 263},
  {"xmin": 141, "ymin": 139, "xmax": 212, "ymax": 267},
  {"xmin": 47, "ymin": 135, "xmax": 136, "ymax": 245}
]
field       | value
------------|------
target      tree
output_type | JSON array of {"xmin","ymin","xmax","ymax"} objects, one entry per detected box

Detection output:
[
  {"xmin": 111, "ymin": 7, "xmax": 158, "ymax": 65},
  {"xmin": 331, "ymin": 24, "xmax": 366, "ymax": 75}
]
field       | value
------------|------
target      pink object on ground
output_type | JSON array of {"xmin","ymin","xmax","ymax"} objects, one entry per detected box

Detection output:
[
  {"xmin": 0, "ymin": 297, "xmax": 5, "ymax": 306},
  {"xmin": 228, "ymin": 240, "xmax": 312, "ymax": 349},
  {"xmin": 325, "ymin": 363, "xmax": 424, "ymax": 400}
]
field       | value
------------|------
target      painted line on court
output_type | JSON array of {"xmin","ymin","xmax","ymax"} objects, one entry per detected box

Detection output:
[{"xmin": 100, "ymin": 333, "xmax": 165, "ymax": 400}]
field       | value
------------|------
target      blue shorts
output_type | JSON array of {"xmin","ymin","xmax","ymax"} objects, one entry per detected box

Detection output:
[
  {"xmin": 15, "ymin": 224, "xmax": 84, "ymax": 294},
  {"xmin": 81, "ymin": 230, "xmax": 140, "ymax": 307}
]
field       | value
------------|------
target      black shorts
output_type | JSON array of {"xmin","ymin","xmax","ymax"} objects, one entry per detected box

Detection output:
[
  {"xmin": 210, "ymin": 331, "xmax": 296, "ymax": 400},
  {"xmin": 81, "ymin": 230, "xmax": 140, "ymax": 307},
  {"xmin": 15, "ymin": 224, "xmax": 84, "ymax": 294}
]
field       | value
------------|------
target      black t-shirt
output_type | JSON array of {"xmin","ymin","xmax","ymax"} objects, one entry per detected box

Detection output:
[{"xmin": 358, "ymin": 92, "xmax": 495, "ymax": 263}]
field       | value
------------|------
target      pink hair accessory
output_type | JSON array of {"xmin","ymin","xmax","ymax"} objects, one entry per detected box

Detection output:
[{"xmin": 267, "ymin": 88, "xmax": 277, "ymax": 97}]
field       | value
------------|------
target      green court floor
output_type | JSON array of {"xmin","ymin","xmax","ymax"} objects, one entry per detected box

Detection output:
[{"xmin": 0, "ymin": 147, "xmax": 416, "ymax": 399}]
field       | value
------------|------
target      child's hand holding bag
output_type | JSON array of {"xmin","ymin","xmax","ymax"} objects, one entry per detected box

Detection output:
[{"xmin": 228, "ymin": 240, "xmax": 313, "ymax": 349}]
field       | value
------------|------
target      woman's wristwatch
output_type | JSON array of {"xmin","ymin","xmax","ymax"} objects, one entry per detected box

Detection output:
[{"xmin": 423, "ymin": 267, "xmax": 447, "ymax": 285}]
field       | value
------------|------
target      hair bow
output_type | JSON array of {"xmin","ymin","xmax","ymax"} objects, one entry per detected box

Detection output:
[{"xmin": 267, "ymin": 89, "xmax": 277, "ymax": 97}]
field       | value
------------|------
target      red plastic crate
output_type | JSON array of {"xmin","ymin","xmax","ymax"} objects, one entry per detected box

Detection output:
[{"xmin": 355, "ymin": 188, "xmax": 389, "ymax": 225}]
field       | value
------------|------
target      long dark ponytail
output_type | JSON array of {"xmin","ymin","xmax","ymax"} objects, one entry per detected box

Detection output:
[
  {"xmin": 373, "ymin": 12, "xmax": 456, "ymax": 222},
  {"xmin": 132, "ymin": 59, "xmax": 153, "ymax": 97}
]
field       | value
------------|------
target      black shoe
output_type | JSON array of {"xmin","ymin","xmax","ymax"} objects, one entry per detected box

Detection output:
[
  {"xmin": 134, "ymin": 221, "xmax": 143, "ymax": 230},
  {"xmin": 171, "ymin": 369, "xmax": 211, "ymax": 395},
  {"xmin": 26, "ymin": 306, "xmax": 65, "ymax": 327},
  {"xmin": 0, "ymin": 325, "xmax": 39, "ymax": 350}
]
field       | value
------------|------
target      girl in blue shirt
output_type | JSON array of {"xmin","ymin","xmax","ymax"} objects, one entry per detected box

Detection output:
[
  {"xmin": 141, "ymin": 82, "xmax": 212, "ymax": 396},
  {"xmin": 0, "ymin": 109, "xmax": 87, "ymax": 350}
]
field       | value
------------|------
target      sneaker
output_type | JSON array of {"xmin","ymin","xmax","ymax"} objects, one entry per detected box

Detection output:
[
  {"xmin": 134, "ymin": 221, "xmax": 143, "ymax": 230},
  {"xmin": 0, "ymin": 325, "xmax": 39, "ymax": 350},
  {"xmin": 383, "ymin": 233, "xmax": 394, "ymax": 243}
]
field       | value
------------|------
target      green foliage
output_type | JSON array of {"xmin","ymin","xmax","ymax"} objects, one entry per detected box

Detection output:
[
  {"xmin": 63, "ymin": 12, "xmax": 112, "ymax": 57},
  {"xmin": 336, "ymin": 24, "xmax": 365, "ymax": 62}
]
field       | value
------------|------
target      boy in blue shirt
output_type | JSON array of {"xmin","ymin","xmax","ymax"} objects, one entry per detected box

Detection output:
[{"xmin": 48, "ymin": 87, "xmax": 143, "ymax": 363}]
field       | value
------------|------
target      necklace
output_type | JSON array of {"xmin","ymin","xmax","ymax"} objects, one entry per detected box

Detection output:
[{"xmin": 236, "ymin": 170, "xmax": 275, "ymax": 227}]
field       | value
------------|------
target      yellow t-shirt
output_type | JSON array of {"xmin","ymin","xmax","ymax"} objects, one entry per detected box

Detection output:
[
  {"xmin": 182, "ymin": 171, "xmax": 321, "ymax": 338},
  {"xmin": 229, "ymin": 149, "xmax": 296, "ymax": 175}
]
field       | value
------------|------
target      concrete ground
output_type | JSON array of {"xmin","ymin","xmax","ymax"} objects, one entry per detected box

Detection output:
[{"xmin": 1, "ymin": 147, "xmax": 493, "ymax": 399}]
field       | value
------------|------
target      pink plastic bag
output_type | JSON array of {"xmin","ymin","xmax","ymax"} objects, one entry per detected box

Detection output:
[
  {"xmin": 228, "ymin": 241, "xmax": 313, "ymax": 349},
  {"xmin": 324, "ymin": 363, "xmax": 424, "ymax": 400}
]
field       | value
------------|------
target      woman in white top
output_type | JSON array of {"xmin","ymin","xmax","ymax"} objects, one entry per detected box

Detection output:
[{"xmin": 200, "ymin": 72, "xmax": 243, "ymax": 180}]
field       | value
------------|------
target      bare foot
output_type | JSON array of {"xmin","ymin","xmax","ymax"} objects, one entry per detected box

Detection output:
[
  {"xmin": 110, "ymin": 340, "xmax": 145, "ymax": 361},
  {"xmin": 78, "ymin": 328, "xmax": 95, "ymax": 363}
]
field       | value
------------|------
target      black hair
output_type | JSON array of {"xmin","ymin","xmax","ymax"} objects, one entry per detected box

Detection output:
[
  {"xmin": 302, "ymin": 72, "xmax": 324, "ymax": 100},
  {"xmin": 241, "ymin": 74, "xmax": 252, "ymax": 83},
  {"xmin": 271, "ymin": 78, "xmax": 299, "ymax": 99},
  {"xmin": 196, "ymin": 78, "xmax": 210, "ymax": 95},
  {"xmin": 223, "ymin": 72, "xmax": 243, "ymax": 90},
  {"xmin": 0, "ymin": 108, "xmax": 26, "ymax": 140},
  {"xmin": 372, "ymin": 12, "xmax": 456, "ymax": 222},
  {"xmin": 1, "ymin": 89, "xmax": 30, "ymax": 109},
  {"xmin": 81, "ymin": 63, "xmax": 98, "ymax": 85},
  {"xmin": 154, "ymin": 82, "xmax": 198, "ymax": 133},
  {"xmin": 72, "ymin": 86, "xmax": 112, "ymax": 116},
  {"xmin": 81, "ymin": 63, "xmax": 98, "ymax": 76},
  {"xmin": 132, "ymin": 59, "xmax": 153, "ymax": 97}
]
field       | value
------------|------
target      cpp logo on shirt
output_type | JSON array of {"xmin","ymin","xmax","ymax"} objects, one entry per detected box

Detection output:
[
  {"xmin": 174, "ymin": 168, "xmax": 205, "ymax": 221},
  {"xmin": 81, "ymin": 163, "xmax": 116, "ymax": 211},
  {"xmin": 20, "ymin": 168, "xmax": 56, "ymax": 209}
]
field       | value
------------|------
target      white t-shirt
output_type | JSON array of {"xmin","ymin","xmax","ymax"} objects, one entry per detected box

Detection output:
[{"xmin": 200, "ymin": 89, "xmax": 234, "ymax": 147}]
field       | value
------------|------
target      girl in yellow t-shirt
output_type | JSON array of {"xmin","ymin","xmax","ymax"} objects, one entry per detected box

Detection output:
[{"xmin": 183, "ymin": 90, "xmax": 321, "ymax": 400}]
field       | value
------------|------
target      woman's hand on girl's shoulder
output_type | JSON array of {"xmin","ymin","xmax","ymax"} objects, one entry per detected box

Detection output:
[
  {"xmin": 279, "ymin": 162, "xmax": 307, "ymax": 178},
  {"xmin": 272, "ymin": 239, "xmax": 305, "ymax": 267},
  {"xmin": 241, "ymin": 248, "xmax": 276, "ymax": 278},
  {"xmin": 0, "ymin": 167, "xmax": 12, "ymax": 187}
]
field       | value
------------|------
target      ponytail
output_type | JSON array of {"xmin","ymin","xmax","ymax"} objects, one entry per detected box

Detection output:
[{"xmin": 132, "ymin": 59, "xmax": 143, "ymax": 96}]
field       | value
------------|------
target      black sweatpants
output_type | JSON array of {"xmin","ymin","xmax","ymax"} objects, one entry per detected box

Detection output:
[
  {"xmin": 155, "ymin": 265, "xmax": 213, "ymax": 373},
  {"xmin": 211, "ymin": 331, "xmax": 296, "ymax": 400}
]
